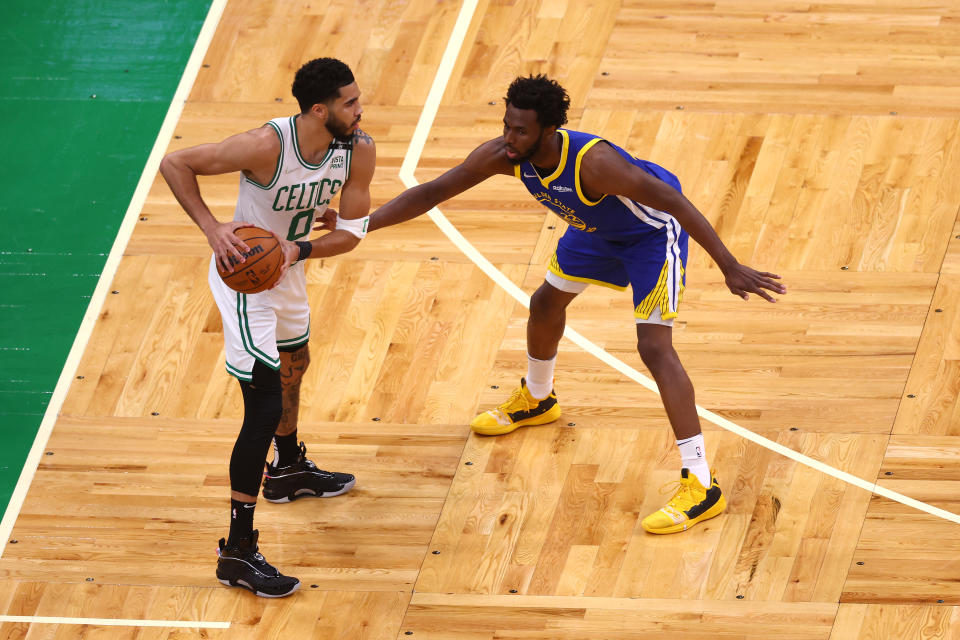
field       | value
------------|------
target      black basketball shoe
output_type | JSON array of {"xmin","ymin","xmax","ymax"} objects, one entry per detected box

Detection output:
[
  {"xmin": 262, "ymin": 441, "xmax": 356, "ymax": 503},
  {"xmin": 216, "ymin": 530, "xmax": 300, "ymax": 597}
]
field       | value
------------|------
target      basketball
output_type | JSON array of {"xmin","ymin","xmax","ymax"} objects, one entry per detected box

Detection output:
[{"xmin": 216, "ymin": 226, "xmax": 285, "ymax": 294}]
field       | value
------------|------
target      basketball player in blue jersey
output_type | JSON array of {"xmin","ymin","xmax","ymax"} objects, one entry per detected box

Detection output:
[
  {"xmin": 161, "ymin": 58, "xmax": 377, "ymax": 596},
  {"xmin": 367, "ymin": 75, "xmax": 786, "ymax": 535}
]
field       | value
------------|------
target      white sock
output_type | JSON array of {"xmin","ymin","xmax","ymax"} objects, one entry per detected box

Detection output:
[
  {"xmin": 676, "ymin": 433, "xmax": 712, "ymax": 487},
  {"xmin": 525, "ymin": 353, "xmax": 556, "ymax": 399}
]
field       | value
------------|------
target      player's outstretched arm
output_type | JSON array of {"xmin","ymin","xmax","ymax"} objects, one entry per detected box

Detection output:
[
  {"xmin": 580, "ymin": 143, "xmax": 786, "ymax": 302},
  {"xmin": 160, "ymin": 127, "xmax": 279, "ymax": 272},
  {"xmin": 367, "ymin": 140, "xmax": 507, "ymax": 232}
]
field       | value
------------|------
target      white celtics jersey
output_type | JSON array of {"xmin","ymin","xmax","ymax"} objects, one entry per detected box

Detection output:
[{"xmin": 233, "ymin": 115, "xmax": 352, "ymax": 241}]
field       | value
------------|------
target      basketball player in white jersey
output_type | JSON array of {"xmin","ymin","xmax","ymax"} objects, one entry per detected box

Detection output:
[{"xmin": 160, "ymin": 58, "xmax": 374, "ymax": 597}]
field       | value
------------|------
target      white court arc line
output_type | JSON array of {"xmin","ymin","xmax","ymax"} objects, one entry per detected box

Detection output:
[
  {"xmin": 397, "ymin": 0, "xmax": 960, "ymax": 525},
  {"xmin": 0, "ymin": 0, "xmax": 232, "ymax": 629},
  {"xmin": 0, "ymin": 616, "xmax": 230, "ymax": 629}
]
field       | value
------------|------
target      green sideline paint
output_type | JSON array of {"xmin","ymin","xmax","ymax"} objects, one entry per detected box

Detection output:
[{"xmin": 0, "ymin": 0, "xmax": 212, "ymax": 516}]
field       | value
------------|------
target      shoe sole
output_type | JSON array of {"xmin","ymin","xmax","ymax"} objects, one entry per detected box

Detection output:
[
  {"xmin": 642, "ymin": 495, "xmax": 727, "ymax": 535},
  {"xmin": 470, "ymin": 405, "xmax": 562, "ymax": 436},
  {"xmin": 262, "ymin": 477, "xmax": 356, "ymax": 504},
  {"xmin": 218, "ymin": 578, "xmax": 300, "ymax": 598}
]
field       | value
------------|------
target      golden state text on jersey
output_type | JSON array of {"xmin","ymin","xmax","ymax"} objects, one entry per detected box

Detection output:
[{"xmin": 514, "ymin": 129, "xmax": 684, "ymax": 241}]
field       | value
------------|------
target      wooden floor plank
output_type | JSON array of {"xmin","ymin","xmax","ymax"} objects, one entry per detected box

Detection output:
[
  {"xmin": 402, "ymin": 594, "xmax": 838, "ymax": 640},
  {"xmin": 0, "ymin": 581, "xmax": 409, "ymax": 640},
  {"xmin": 844, "ymin": 436, "xmax": 960, "ymax": 605}
]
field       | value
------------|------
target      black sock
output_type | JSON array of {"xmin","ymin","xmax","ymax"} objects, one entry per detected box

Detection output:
[
  {"xmin": 227, "ymin": 499, "xmax": 256, "ymax": 546},
  {"xmin": 272, "ymin": 431, "xmax": 300, "ymax": 468}
]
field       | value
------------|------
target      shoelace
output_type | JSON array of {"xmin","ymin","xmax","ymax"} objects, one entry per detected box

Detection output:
[
  {"xmin": 659, "ymin": 479, "xmax": 695, "ymax": 509},
  {"xmin": 501, "ymin": 386, "xmax": 533, "ymax": 412}
]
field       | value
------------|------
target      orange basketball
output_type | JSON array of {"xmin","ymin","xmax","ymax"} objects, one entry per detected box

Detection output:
[{"xmin": 217, "ymin": 226, "xmax": 285, "ymax": 294}]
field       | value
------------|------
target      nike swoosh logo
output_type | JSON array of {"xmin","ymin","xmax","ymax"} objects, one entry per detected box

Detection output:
[
  {"xmin": 242, "ymin": 504, "xmax": 255, "ymax": 509},
  {"xmin": 523, "ymin": 173, "xmax": 537, "ymax": 178}
]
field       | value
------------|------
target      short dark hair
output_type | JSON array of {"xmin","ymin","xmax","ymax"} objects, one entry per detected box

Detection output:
[
  {"xmin": 504, "ymin": 75, "xmax": 570, "ymax": 129},
  {"xmin": 292, "ymin": 58, "xmax": 355, "ymax": 112}
]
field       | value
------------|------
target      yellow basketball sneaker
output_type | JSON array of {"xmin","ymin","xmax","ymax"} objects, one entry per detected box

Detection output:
[
  {"xmin": 641, "ymin": 468, "xmax": 726, "ymax": 534},
  {"xmin": 470, "ymin": 378, "xmax": 561, "ymax": 436}
]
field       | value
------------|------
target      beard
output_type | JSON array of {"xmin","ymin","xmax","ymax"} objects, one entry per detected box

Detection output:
[
  {"xmin": 507, "ymin": 132, "xmax": 544, "ymax": 165},
  {"xmin": 326, "ymin": 113, "xmax": 357, "ymax": 142}
]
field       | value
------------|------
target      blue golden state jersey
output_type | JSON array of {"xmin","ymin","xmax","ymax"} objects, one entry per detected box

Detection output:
[{"xmin": 513, "ymin": 129, "xmax": 683, "ymax": 241}]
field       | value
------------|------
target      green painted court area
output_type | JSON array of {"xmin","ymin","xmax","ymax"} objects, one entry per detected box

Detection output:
[{"xmin": 0, "ymin": 0, "xmax": 211, "ymax": 517}]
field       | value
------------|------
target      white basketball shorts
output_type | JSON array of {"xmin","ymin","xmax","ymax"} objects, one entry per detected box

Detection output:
[{"xmin": 207, "ymin": 257, "xmax": 311, "ymax": 381}]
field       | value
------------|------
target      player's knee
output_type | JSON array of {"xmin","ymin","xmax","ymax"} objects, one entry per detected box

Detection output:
[
  {"xmin": 530, "ymin": 285, "xmax": 568, "ymax": 319},
  {"xmin": 636, "ymin": 333, "xmax": 675, "ymax": 369},
  {"xmin": 245, "ymin": 359, "xmax": 282, "ymax": 423}
]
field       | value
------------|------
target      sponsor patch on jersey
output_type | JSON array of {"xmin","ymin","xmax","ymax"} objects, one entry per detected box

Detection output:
[
  {"xmin": 330, "ymin": 155, "xmax": 344, "ymax": 169},
  {"xmin": 552, "ymin": 185, "xmax": 572, "ymax": 192}
]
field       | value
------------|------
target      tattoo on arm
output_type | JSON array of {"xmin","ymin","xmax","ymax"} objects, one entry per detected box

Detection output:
[{"xmin": 353, "ymin": 128, "xmax": 373, "ymax": 146}]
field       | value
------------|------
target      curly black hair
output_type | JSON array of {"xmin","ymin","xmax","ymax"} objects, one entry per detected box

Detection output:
[
  {"xmin": 504, "ymin": 75, "xmax": 570, "ymax": 129},
  {"xmin": 292, "ymin": 58, "xmax": 355, "ymax": 112}
]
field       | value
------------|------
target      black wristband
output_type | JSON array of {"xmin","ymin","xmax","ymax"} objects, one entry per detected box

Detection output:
[{"xmin": 295, "ymin": 240, "xmax": 312, "ymax": 262}]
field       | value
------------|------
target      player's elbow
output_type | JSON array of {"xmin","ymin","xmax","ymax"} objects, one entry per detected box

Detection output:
[
  {"xmin": 331, "ymin": 230, "xmax": 362, "ymax": 255},
  {"xmin": 159, "ymin": 151, "xmax": 187, "ymax": 180},
  {"xmin": 159, "ymin": 153, "xmax": 175, "ymax": 177}
]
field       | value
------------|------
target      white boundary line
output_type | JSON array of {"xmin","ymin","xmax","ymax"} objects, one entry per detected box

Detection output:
[
  {"xmin": 0, "ymin": 615, "xmax": 230, "ymax": 629},
  {"xmin": 0, "ymin": 0, "xmax": 232, "ymax": 629},
  {"xmin": 397, "ymin": 0, "xmax": 960, "ymax": 525}
]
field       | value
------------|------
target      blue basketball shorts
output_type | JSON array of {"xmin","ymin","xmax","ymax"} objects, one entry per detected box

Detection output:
[{"xmin": 547, "ymin": 224, "xmax": 689, "ymax": 322}]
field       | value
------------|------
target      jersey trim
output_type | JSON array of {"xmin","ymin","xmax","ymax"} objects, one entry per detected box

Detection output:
[
  {"xmin": 548, "ymin": 253, "xmax": 628, "ymax": 292},
  {"xmin": 634, "ymin": 258, "xmax": 685, "ymax": 320},
  {"xmin": 537, "ymin": 129, "xmax": 569, "ymax": 189},
  {"xmin": 344, "ymin": 141, "xmax": 353, "ymax": 182},
  {"xmin": 244, "ymin": 121, "xmax": 284, "ymax": 190},
  {"xmin": 514, "ymin": 164, "xmax": 521, "ymax": 179},
  {"xmin": 290, "ymin": 115, "xmax": 335, "ymax": 170},
  {"xmin": 235, "ymin": 293, "xmax": 281, "ymax": 370},
  {"xmin": 276, "ymin": 324, "xmax": 310, "ymax": 348},
  {"xmin": 615, "ymin": 195, "xmax": 673, "ymax": 230},
  {"xmin": 225, "ymin": 361, "xmax": 254, "ymax": 382},
  {"xmin": 575, "ymin": 137, "xmax": 606, "ymax": 206}
]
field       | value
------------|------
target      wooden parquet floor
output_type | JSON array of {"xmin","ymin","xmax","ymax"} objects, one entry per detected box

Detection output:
[{"xmin": 4, "ymin": 1, "xmax": 960, "ymax": 638}]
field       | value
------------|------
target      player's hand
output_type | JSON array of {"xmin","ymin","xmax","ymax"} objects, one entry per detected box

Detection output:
[
  {"xmin": 312, "ymin": 207, "xmax": 338, "ymax": 232},
  {"xmin": 207, "ymin": 221, "xmax": 255, "ymax": 273},
  {"xmin": 722, "ymin": 262, "xmax": 786, "ymax": 302},
  {"xmin": 269, "ymin": 233, "xmax": 300, "ymax": 289}
]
